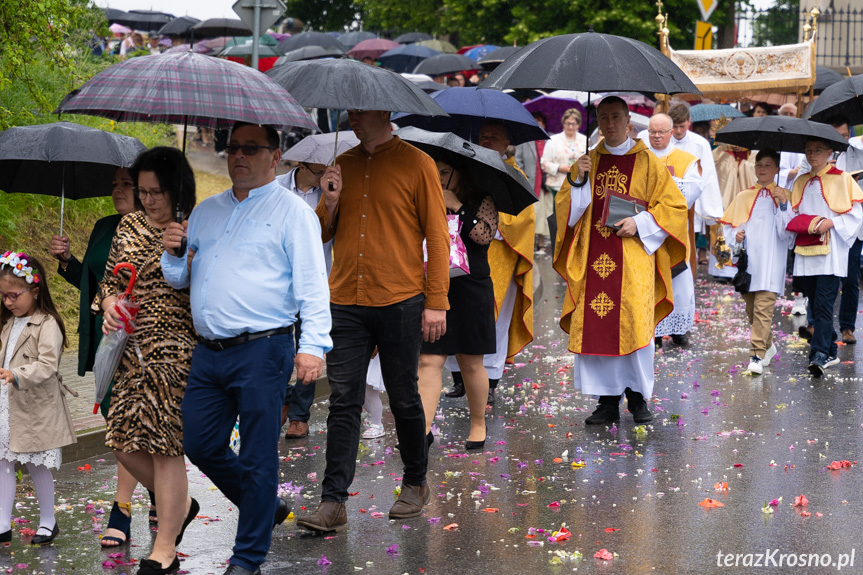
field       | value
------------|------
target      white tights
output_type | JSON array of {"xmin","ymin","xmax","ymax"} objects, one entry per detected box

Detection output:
[{"xmin": 0, "ymin": 459, "xmax": 55, "ymax": 536}]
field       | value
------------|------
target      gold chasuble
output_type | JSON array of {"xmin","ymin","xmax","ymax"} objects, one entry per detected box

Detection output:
[
  {"xmin": 485, "ymin": 155, "xmax": 534, "ymax": 361},
  {"xmin": 790, "ymin": 166, "xmax": 863, "ymax": 214},
  {"xmin": 552, "ymin": 140, "xmax": 687, "ymax": 356},
  {"xmin": 719, "ymin": 182, "xmax": 785, "ymax": 228}
]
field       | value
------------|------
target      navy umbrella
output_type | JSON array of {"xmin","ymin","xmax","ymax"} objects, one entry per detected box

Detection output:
[
  {"xmin": 378, "ymin": 45, "xmax": 440, "ymax": 74},
  {"xmin": 715, "ymin": 116, "xmax": 848, "ymax": 154},
  {"xmin": 392, "ymin": 87, "xmax": 548, "ymax": 145},
  {"xmin": 395, "ymin": 126, "xmax": 537, "ymax": 215}
]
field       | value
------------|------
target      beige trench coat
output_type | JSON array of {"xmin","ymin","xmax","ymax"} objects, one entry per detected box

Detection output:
[{"xmin": 1, "ymin": 311, "xmax": 77, "ymax": 453}]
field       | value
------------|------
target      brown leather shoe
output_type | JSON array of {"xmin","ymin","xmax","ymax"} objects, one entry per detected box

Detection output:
[
  {"xmin": 843, "ymin": 328, "xmax": 857, "ymax": 344},
  {"xmin": 284, "ymin": 420, "xmax": 309, "ymax": 439},
  {"xmin": 389, "ymin": 483, "xmax": 431, "ymax": 519},
  {"xmin": 296, "ymin": 501, "xmax": 347, "ymax": 533}
]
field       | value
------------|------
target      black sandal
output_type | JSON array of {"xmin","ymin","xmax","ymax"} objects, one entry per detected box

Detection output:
[
  {"xmin": 100, "ymin": 501, "xmax": 131, "ymax": 547},
  {"xmin": 175, "ymin": 497, "xmax": 200, "ymax": 546},
  {"xmin": 147, "ymin": 489, "xmax": 158, "ymax": 526}
]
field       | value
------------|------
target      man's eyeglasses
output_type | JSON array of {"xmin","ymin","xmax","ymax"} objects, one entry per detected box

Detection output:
[
  {"xmin": 303, "ymin": 164, "xmax": 325, "ymax": 179},
  {"xmin": 134, "ymin": 187, "xmax": 167, "ymax": 199},
  {"xmin": 225, "ymin": 144, "xmax": 278, "ymax": 156},
  {"xmin": 804, "ymin": 147, "xmax": 831, "ymax": 155},
  {"xmin": 648, "ymin": 129, "xmax": 672, "ymax": 135},
  {"xmin": 1, "ymin": 288, "xmax": 32, "ymax": 302}
]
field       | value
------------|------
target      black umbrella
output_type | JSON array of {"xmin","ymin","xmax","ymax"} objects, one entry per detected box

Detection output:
[
  {"xmin": 714, "ymin": 116, "xmax": 848, "ymax": 154},
  {"xmin": 815, "ymin": 66, "xmax": 845, "ymax": 95},
  {"xmin": 157, "ymin": 16, "xmax": 201, "ymax": 37},
  {"xmin": 277, "ymin": 31, "xmax": 345, "ymax": 55},
  {"xmin": 395, "ymin": 127, "xmax": 536, "ymax": 215},
  {"xmin": 413, "ymin": 53, "xmax": 478, "ymax": 76},
  {"xmin": 338, "ymin": 31, "xmax": 376, "ymax": 49},
  {"xmin": 395, "ymin": 32, "xmax": 432, "ymax": 44},
  {"xmin": 378, "ymin": 45, "xmax": 441, "ymax": 74},
  {"xmin": 806, "ymin": 74, "xmax": 863, "ymax": 124},
  {"xmin": 190, "ymin": 18, "xmax": 252, "ymax": 39},
  {"xmin": 481, "ymin": 28, "xmax": 699, "ymax": 95},
  {"xmin": 113, "ymin": 10, "xmax": 174, "ymax": 32},
  {"xmin": 104, "ymin": 8, "xmax": 129, "ymax": 24},
  {"xmin": 275, "ymin": 45, "xmax": 345, "ymax": 63},
  {"xmin": 0, "ymin": 122, "xmax": 147, "ymax": 234},
  {"xmin": 479, "ymin": 46, "xmax": 522, "ymax": 70}
]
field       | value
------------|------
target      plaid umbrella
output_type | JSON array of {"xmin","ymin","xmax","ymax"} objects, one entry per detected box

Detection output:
[{"xmin": 54, "ymin": 51, "xmax": 317, "ymax": 132}]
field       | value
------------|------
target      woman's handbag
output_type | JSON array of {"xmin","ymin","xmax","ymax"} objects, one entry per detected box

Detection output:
[{"xmin": 731, "ymin": 244, "xmax": 751, "ymax": 294}]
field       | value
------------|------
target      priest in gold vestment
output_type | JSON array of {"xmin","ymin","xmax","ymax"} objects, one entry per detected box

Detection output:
[{"xmin": 553, "ymin": 97, "xmax": 687, "ymax": 425}]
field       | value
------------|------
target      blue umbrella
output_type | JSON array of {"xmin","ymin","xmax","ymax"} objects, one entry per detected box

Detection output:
[
  {"xmin": 463, "ymin": 45, "xmax": 499, "ymax": 62},
  {"xmin": 392, "ymin": 86, "xmax": 548, "ymax": 145},
  {"xmin": 378, "ymin": 44, "xmax": 441, "ymax": 73},
  {"xmin": 689, "ymin": 104, "xmax": 745, "ymax": 123}
]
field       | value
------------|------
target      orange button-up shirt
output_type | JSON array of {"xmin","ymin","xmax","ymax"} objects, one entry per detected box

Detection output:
[{"xmin": 316, "ymin": 136, "xmax": 450, "ymax": 309}]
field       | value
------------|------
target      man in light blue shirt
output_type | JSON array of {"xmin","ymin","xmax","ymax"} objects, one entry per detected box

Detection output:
[{"xmin": 161, "ymin": 122, "xmax": 332, "ymax": 575}]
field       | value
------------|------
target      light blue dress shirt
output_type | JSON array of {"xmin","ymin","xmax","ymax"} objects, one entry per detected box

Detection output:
[{"xmin": 161, "ymin": 179, "xmax": 332, "ymax": 358}]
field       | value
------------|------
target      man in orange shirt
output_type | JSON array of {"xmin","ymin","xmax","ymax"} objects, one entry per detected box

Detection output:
[{"xmin": 297, "ymin": 110, "xmax": 451, "ymax": 532}]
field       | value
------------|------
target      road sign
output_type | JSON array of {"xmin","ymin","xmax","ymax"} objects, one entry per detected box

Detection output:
[
  {"xmin": 695, "ymin": 21, "xmax": 713, "ymax": 50},
  {"xmin": 696, "ymin": 0, "xmax": 717, "ymax": 22},
  {"xmin": 233, "ymin": 0, "xmax": 286, "ymax": 35}
]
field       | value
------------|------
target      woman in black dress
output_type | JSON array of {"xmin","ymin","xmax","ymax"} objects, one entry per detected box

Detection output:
[{"xmin": 418, "ymin": 154, "xmax": 498, "ymax": 450}]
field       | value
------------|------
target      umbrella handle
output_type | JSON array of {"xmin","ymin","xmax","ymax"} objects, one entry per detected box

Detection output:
[{"xmin": 113, "ymin": 262, "xmax": 137, "ymax": 297}]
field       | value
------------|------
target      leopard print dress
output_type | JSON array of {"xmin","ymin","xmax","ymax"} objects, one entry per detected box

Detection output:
[{"xmin": 93, "ymin": 212, "xmax": 194, "ymax": 456}]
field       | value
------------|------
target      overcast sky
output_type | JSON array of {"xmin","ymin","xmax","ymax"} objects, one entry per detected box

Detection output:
[{"xmin": 94, "ymin": 0, "xmax": 240, "ymax": 21}]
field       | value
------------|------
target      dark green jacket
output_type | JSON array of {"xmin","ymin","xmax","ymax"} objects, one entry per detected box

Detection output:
[{"xmin": 58, "ymin": 213, "xmax": 123, "ymax": 376}]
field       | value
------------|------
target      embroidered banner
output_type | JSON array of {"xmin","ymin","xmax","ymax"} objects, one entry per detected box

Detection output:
[{"xmin": 668, "ymin": 40, "xmax": 815, "ymax": 97}]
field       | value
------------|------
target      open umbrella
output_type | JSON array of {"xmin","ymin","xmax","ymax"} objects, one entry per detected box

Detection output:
[
  {"xmin": 225, "ymin": 34, "xmax": 279, "ymax": 47},
  {"xmin": 55, "ymin": 51, "xmax": 316, "ymax": 132},
  {"xmin": 815, "ymin": 66, "xmax": 845, "ymax": 95},
  {"xmin": 395, "ymin": 32, "xmax": 432, "ymax": 44},
  {"xmin": 393, "ymin": 87, "xmax": 548, "ymax": 145},
  {"xmin": 416, "ymin": 39, "xmax": 457, "ymax": 53},
  {"xmin": 378, "ymin": 44, "xmax": 440, "ymax": 73},
  {"xmin": 104, "ymin": 8, "xmax": 129, "ymax": 24},
  {"xmin": 0, "ymin": 122, "xmax": 146, "ymax": 234},
  {"xmin": 283, "ymin": 131, "xmax": 361, "ymax": 164},
  {"xmin": 276, "ymin": 45, "xmax": 345, "ymax": 63},
  {"xmin": 277, "ymin": 31, "xmax": 345, "ymax": 55},
  {"xmin": 479, "ymin": 46, "xmax": 521, "ymax": 70},
  {"xmin": 462, "ymin": 45, "xmax": 499, "ymax": 62},
  {"xmin": 805, "ymin": 74, "xmax": 863, "ymax": 125},
  {"xmin": 689, "ymin": 104, "xmax": 745, "ymax": 123},
  {"xmin": 113, "ymin": 10, "xmax": 174, "ymax": 33},
  {"xmin": 348, "ymin": 38, "xmax": 400, "ymax": 60},
  {"xmin": 338, "ymin": 31, "xmax": 376, "ymax": 49},
  {"xmin": 219, "ymin": 42, "xmax": 283, "ymax": 58},
  {"xmin": 190, "ymin": 18, "xmax": 252, "ymax": 39},
  {"xmin": 109, "ymin": 23, "xmax": 132, "ymax": 36},
  {"xmin": 157, "ymin": 16, "xmax": 201, "ymax": 37},
  {"xmin": 523, "ymin": 94, "xmax": 588, "ymax": 134},
  {"xmin": 715, "ymin": 116, "xmax": 848, "ymax": 153},
  {"xmin": 395, "ymin": 126, "xmax": 537, "ymax": 215},
  {"xmin": 413, "ymin": 53, "xmax": 478, "ymax": 76}
]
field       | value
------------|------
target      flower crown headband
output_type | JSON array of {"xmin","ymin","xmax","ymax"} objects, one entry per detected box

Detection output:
[{"xmin": 0, "ymin": 252, "xmax": 39, "ymax": 284}]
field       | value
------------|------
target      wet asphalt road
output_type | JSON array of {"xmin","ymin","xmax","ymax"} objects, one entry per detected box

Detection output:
[{"xmin": 8, "ymin": 256, "xmax": 863, "ymax": 574}]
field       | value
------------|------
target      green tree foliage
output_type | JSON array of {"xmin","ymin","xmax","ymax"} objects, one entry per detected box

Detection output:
[
  {"xmin": 288, "ymin": 0, "xmax": 362, "ymax": 32},
  {"xmin": 749, "ymin": 0, "xmax": 800, "ymax": 47}
]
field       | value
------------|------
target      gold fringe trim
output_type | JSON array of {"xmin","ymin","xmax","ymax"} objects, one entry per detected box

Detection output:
[{"xmin": 795, "ymin": 244, "xmax": 831, "ymax": 256}]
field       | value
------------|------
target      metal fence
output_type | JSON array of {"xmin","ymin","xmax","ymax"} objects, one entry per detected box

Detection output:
[{"xmin": 735, "ymin": 4, "xmax": 863, "ymax": 68}]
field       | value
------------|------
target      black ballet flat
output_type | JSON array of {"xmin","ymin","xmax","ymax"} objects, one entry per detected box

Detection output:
[
  {"xmin": 30, "ymin": 523, "xmax": 59, "ymax": 545},
  {"xmin": 138, "ymin": 556, "xmax": 180, "ymax": 575},
  {"xmin": 0, "ymin": 530, "xmax": 10, "ymax": 544},
  {"xmin": 175, "ymin": 497, "xmax": 200, "ymax": 546}
]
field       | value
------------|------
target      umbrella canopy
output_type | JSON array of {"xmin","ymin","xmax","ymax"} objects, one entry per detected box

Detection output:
[
  {"xmin": 104, "ymin": 8, "xmax": 129, "ymax": 24},
  {"xmin": 481, "ymin": 29, "xmax": 700, "ymax": 96},
  {"xmin": 805, "ymin": 74, "xmax": 863, "ymax": 124},
  {"xmin": 338, "ymin": 31, "xmax": 377, "ymax": 49},
  {"xmin": 395, "ymin": 32, "xmax": 432, "ymax": 44},
  {"xmin": 113, "ymin": 10, "xmax": 174, "ymax": 33},
  {"xmin": 157, "ymin": 16, "xmax": 201, "ymax": 37},
  {"xmin": 54, "ymin": 51, "xmax": 317, "ymax": 131},
  {"xmin": 219, "ymin": 43, "xmax": 283, "ymax": 58},
  {"xmin": 283, "ymin": 131, "xmax": 361, "ymax": 164},
  {"xmin": 395, "ymin": 127, "xmax": 537, "ymax": 215},
  {"xmin": 413, "ymin": 53, "xmax": 478, "ymax": 76},
  {"xmin": 393, "ymin": 87, "xmax": 547, "ymax": 145},
  {"xmin": 278, "ymin": 31, "xmax": 345, "ymax": 55},
  {"xmin": 378, "ymin": 44, "xmax": 441, "ymax": 73},
  {"xmin": 0, "ymin": 122, "xmax": 146, "ymax": 199},
  {"xmin": 714, "ymin": 116, "xmax": 848, "ymax": 153},
  {"xmin": 193, "ymin": 37, "xmax": 229, "ymax": 54},
  {"xmin": 479, "ymin": 46, "xmax": 521, "ymax": 70},
  {"xmin": 266, "ymin": 58, "xmax": 448, "ymax": 116},
  {"xmin": 276, "ymin": 45, "xmax": 345, "ymax": 63},
  {"xmin": 523, "ymin": 95, "xmax": 587, "ymax": 135},
  {"xmin": 689, "ymin": 103, "xmax": 745, "ymax": 123},
  {"xmin": 190, "ymin": 18, "xmax": 252, "ymax": 39},
  {"xmin": 815, "ymin": 66, "xmax": 846, "ymax": 95},
  {"xmin": 463, "ymin": 45, "xmax": 499, "ymax": 62},
  {"xmin": 416, "ymin": 39, "xmax": 457, "ymax": 53},
  {"xmin": 225, "ymin": 34, "xmax": 279, "ymax": 47},
  {"xmin": 109, "ymin": 23, "xmax": 132, "ymax": 36},
  {"xmin": 348, "ymin": 38, "xmax": 400, "ymax": 60}
]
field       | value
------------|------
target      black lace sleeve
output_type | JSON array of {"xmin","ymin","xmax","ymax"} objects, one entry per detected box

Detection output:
[{"xmin": 459, "ymin": 195, "xmax": 498, "ymax": 246}]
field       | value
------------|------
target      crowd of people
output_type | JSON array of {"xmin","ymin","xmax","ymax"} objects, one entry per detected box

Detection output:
[{"xmin": 0, "ymin": 82, "xmax": 860, "ymax": 575}]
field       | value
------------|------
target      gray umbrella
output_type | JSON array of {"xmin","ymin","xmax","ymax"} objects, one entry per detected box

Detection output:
[
  {"xmin": 412, "ymin": 53, "xmax": 478, "ymax": 76},
  {"xmin": 395, "ymin": 126, "xmax": 536, "ymax": 215},
  {"xmin": 338, "ymin": 31, "xmax": 376, "ymax": 49},
  {"xmin": 157, "ymin": 16, "xmax": 201, "ymax": 37},
  {"xmin": 283, "ymin": 131, "xmax": 360, "ymax": 164},
  {"xmin": 275, "ymin": 45, "xmax": 345, "ymax": 63},
  {"xmin": 0, "ymin": 122, "xmax": 147, "ymax": 234}
]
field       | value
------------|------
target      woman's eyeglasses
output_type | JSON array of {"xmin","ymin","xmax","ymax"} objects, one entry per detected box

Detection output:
[
  {"xmin": 0, "ymin": 288, "xmax": 33, "ymax": 302},
  {"xmin": 134, "ymin": 187, "xmax": 167, "ymax": 199}
]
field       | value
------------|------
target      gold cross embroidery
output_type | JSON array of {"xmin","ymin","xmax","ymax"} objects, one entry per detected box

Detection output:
[
  {"xmin": 594, "ymin": 218, "xmax": 612, "ymax": 239},
  {"xmin": 592, "ymin": 253, "xmax": 617, "ymax": 279},
  {"xmin": 590, "ymin": 292, "xmax": 615, "ymax": 318}
]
